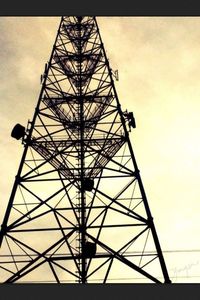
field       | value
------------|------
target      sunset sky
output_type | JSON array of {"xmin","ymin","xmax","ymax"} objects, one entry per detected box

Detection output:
[{"xmin": 1, "ymin": 17, "xmax": 200, "ymax": 282}]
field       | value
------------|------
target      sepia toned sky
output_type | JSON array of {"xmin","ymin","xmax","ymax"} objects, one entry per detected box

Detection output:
[{"xmin": 1, "ymin": 16, "xmax": 200, "ymax": 282}]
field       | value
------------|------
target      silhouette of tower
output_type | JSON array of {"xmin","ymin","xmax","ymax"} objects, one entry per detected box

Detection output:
[{"xmin": 0, "ymin": 16, "xmax": 171, "ymax": 283}]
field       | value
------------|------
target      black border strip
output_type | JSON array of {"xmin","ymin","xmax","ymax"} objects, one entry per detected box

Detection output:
[
  {"xmin": 1, "ymin": 0, "xmax": 200, "ymax": 16},
  {"xmin": 1, "ymin": 283, "xmax": 200, "ymax": 300}
]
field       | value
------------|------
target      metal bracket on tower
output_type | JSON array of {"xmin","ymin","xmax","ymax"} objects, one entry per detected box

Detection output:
[
  {"xmin": 123, "ymin": 110, "xmax": 136, "ymax": 132},
  {"xmin": 112, "ymin": 69, "xmax": 119, "ymax": 81}
]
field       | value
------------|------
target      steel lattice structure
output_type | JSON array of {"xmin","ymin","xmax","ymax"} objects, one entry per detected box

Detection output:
[{"xmin": 0, "ymin": 16, "xmax": 171, "ymax": 283}]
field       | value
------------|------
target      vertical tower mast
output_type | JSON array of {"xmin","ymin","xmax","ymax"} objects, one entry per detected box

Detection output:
[
  {"xmin": 77, "ymin": 16, "xmax": 87, "ymax": 283},
  {"xmin": 0, "ymin": 16, "xmax": 170, "ymax": 283}
]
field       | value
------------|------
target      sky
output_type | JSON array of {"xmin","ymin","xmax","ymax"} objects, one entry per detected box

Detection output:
[{"xmin": 1, "ymin": 16, "xmax": 200, "ymax": 282}]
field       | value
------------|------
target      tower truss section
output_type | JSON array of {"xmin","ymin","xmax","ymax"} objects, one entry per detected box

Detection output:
[{"xmin": 0, "ymin": 16, "xmax": 171, "ymax": 284}]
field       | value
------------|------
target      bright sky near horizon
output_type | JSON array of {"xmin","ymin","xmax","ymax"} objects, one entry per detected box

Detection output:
[{"xmin": 1, "ymin": 17, "xmax": 200, "ymax": 282}]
